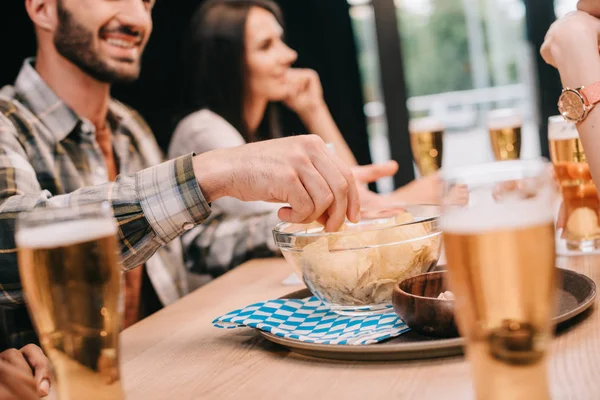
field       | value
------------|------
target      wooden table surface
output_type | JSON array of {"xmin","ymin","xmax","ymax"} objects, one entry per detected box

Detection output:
[{"xmin": 121, "ymin": 256, "xmax": 600, "ymax": 400}]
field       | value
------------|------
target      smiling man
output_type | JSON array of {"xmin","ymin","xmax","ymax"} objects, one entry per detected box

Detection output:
[
  {"xmin": 0, "ymin": 0, "xmax": 360, "ymax": 349},
  {"xmin": 53, "ymin": 0, "xmax": 149, "ymax": 82}
]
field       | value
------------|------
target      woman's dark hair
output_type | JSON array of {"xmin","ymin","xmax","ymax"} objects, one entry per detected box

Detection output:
[{"xmin": 179, "ymin": 0, "xmax": 284, "ymax": 142}]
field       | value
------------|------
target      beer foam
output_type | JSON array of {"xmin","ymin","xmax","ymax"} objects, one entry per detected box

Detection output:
[
  {"xmin": 409, "ymin": 117, "xmax": 444, "ymax": 133},
  {"xmin": 548, "ymin": 115, "xmax": 578, "ymax": 140},
  {"xmin": 487, "ymin": 109, "xmax": 522, "ymax": 130},
  {"xmin": 16, "ymin": 219, "xmax": 117, "ymax": 249},
  {"xmin": 441, "ymin": 193, "xmax": 555, "ymax": 234}
]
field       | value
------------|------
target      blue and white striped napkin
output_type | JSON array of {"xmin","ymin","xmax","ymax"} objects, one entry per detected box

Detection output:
[{"xmin": 213, "ymin": 296, "xmax": 410, "ymax": 345}]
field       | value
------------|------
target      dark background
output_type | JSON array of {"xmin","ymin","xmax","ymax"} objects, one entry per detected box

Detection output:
[
  {"xmin": 1, "ymin": 0, "xmax": 562, "ymax": 187},
  {"xmin": 1, "ymin": 0, "xmax": 373, "ymax": 166}
]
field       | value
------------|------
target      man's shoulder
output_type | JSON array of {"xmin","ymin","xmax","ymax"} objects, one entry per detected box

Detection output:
[
  {"xmin": 0, "ymin": 85, "xmax": 23, "ymax": 115},
  {"xmin": 169, "ymin": 109, "xmax": 246, "ymax": 159},
  {"xmin": 0, "ymin": 87, "xmax": 37, "ymax": 138},
  {"xmin": 109, "ymin": 98, "xmax": 138, "ymax": 118},
  {"xmin": 180, "ymin": 109, "xmax": 237, "ymax": 131},
  {"xmin": 174, "ymin": 109, "xmax": 242, "ymax": 142}
]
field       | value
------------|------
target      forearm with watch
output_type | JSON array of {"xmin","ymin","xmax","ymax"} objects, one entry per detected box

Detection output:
[
  {"xmin": 545, "ymin": 13, "xmax": 600, "ymax": 185},
  {"xmin": 557, "ymin": 57, "xmax": 600, "ymax": 186}
]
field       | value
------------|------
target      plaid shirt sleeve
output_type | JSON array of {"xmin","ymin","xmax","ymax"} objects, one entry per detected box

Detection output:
[
  {"xmin": 169, "ymin": 109, "xmax": 284, "ymax": 278},
  {"xmin": 0, "ymin": 115, "xmax": 211, "ymax": 307},
  {"xmin": 180, "ymin": 205, "xmax": 281, "ymax": 278}
]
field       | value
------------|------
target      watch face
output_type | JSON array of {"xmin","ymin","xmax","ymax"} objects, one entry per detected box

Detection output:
[{"xmin": 558, "ymin": 90, "xmax": 586, "ymax": 122}]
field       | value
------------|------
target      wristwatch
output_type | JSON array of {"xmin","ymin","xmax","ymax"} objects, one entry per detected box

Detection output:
[{"xmin": 558, "ymin": 81, "xmax": 600, "ymax": 123}]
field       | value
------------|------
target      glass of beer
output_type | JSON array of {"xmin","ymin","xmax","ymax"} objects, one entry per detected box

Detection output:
[
  {"xmin": 441, "ymin": 159, "xmax": 557, "ymax": 400},
  {"xmin": 409, "ymin": 117, "xmax": 444, "ymax": 176},
  {"xmin": 16, "ymin": 203, "xmax": 124, "ymax": 400},
  {"xmin": 548, "ymin": 115, "xmax": 600, "ymax": 252},
  {"xmin": 488, "ymin": 108, "xmax": 522, "ymax": 161}
]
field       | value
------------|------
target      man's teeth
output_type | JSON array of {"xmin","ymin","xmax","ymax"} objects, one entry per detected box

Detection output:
[{"xmin": 106, "ymin": 38, "xmax": 136, "ymax": 49}]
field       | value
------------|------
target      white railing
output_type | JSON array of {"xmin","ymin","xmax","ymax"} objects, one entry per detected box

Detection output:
[{"xmin": 364, "ymin": 83, "xmax": 532, "ymax": 130}]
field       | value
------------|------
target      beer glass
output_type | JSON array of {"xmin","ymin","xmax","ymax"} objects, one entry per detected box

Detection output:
[
  {"xmin": 441, "ymin": 159, "xmax": 557, "ymax": 400},
  {"xmin": 409, "ymin": 117, "xmax": 444, "ymax": 176},
  {"xmin": 548, "ymin": 115, "xmax": 600, "ymax": 252},
  {"xmin": 488, "ymin": 109, "xmax": 522, "ymax": 161},
  {"xmin": 16, "ymin": 203, "xmax": 124, "ymax": 400}
]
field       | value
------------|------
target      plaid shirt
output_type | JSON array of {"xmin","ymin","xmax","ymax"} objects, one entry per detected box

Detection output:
[
  {"xmin": 0, "ymin": 60, "xmax": 213, "ymax": 347},
  {"xmin": 170, "ymin": 110, "xmax": 281, "ymax": 279}
]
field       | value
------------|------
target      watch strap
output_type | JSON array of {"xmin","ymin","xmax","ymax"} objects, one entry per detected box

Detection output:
[{"xmin": 581, "ymin": 81, "xmax": 600, "ymax": 106}]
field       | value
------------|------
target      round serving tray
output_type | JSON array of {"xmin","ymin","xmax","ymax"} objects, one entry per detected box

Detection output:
[{"xmin": 258, "ymin": 268, "xmax": 596, "ymax": 361}]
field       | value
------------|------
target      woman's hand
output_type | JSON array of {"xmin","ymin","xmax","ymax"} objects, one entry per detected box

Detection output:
[
  {"xmin": 283, "ymin": 69, "xmax": 327, "ymax": 118},
  {"xmin": 351, "ymin": 161, "xmax": 399, "ymax": 208},
  {"xmin": 350, "ymin": 163, "xmax": 465, "ymax": 208},
  {"xmin": 386, "ymin": 173, "xmax": 443, "ymax": 205},
  {"xmin": 541, "ymin": 11, "xmax": 600, "ymax": 87}
]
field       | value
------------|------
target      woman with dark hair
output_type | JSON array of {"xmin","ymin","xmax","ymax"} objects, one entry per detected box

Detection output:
[
  {"xmin": 171, "ymin": 0, "xmax": 357, "ymax": 166},
  {"xmin": 169, "ymin": 0, "xmax": 440, "ymax": 211},
  {"xmin": 168, "ymin": 1, "xmax": 444, "ymax": 284}
]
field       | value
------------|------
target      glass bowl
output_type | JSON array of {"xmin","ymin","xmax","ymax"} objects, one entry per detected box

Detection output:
[{"xmin": 273, "ymin": 205, "xmax": 442, "ymax": 316}]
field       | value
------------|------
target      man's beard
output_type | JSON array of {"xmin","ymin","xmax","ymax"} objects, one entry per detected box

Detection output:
[{"xmin": 53, "ymin": 2, "xmax": 141, "ymax": 84}]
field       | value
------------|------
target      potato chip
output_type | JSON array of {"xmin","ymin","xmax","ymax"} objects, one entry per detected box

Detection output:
[{"xmin": 298, "ymin": 211, "xmax": 440, "ymax": 306}]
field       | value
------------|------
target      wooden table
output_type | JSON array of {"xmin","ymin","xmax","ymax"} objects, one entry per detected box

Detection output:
[{"xmin": 121, "ymin": 256, "xmax": 600, "ymax": 400}]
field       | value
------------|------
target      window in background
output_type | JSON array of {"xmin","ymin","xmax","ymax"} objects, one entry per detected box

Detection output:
[
  {"xmin": 348, "ymin": 0, "xmax": 395, "ymax": 192},
  {"xmin": 349, "ymin": 0, "xmax": 541, "ymax": 191}
]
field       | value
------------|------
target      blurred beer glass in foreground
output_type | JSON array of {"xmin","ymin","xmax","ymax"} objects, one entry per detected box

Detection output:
[
  {"xmin": 441, "ymin": 160, "xmax": 557, "ymax": 400},
  {"xmin": 16, "ymin": 204, "xmax": 123, "ymax": 400},
  {"xmin": 409, "ymin": 117, "xmax": 444, "ymax": 176},
  {"xmin": 488, "ymin": 109, "xmax": 522, "ymax": 161},
  {"xmin": 548, "ymin": 115, "xmax": 600, "ymax": 252}
]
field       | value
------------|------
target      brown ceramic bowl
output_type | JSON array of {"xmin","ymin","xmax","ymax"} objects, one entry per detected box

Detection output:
[{"xmin": 392, "ymin": 271, "xmax": 458, "ymax": 338}]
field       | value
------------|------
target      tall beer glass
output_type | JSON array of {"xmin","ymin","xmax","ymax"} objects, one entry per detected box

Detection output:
[
  {"xmin": 409, "ymin": 117, "xmax": 444, "ymax": 176},
  {"xmin": 488, "ymin": 109, "xmax": 522, "ymax": 161},
  {"xmin": 16, "ymin": 203, "xmax": 124, "ymax": 400},
  {"xmin": 548, "ymin": 115, "xmax": 600, "ymax": 252},
  {"xmin": 441, "ymin": 160, "xmax": 557, "ymax": 400}
]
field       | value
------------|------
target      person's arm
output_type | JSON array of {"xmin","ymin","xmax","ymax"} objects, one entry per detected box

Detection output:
[
  {"xmin": 169, "ymin": 110, "xmax": 280, "ymax": 216},
  {"xmin": 385, "ymin": 172, "xmax": 443, "ymax": 205},
  {"xmin": 0, "ymin": 360, "xmax": 38, "ymax": 400},
  {"xmin": 171, "ymin": 115, "xmax": 404, "ymax": 276},
  {"xmin": 181, "ymin": 162, "xmax": 402, "ymax": 277},
  {"xmin": 169, "ymin": 110, "xmax": 247, "ymax": 157},
  {"xmin": 541, "ymin": 11, "xmax": 600, "ymax": 184},
  {"xmin": 301, "ymin": 104, "xmax": 357, "ymax": 166},
  {"xmin": 181, "ymin": 206, "xmax": 281, "ymax": 278},
  {"xmin": 0, "ymin": 111, "xmax": 359, "ymax": 304},
  {"xmin": 170, "ymin": 115, "xmax": 281, "ymax": 276},
  {"xmin": 0, "ymin": 115, "xmax": 211, "ymax": 306},
  {"xmin": 284, "ymin": 69, "xmax": 358, "ymax": 166}
]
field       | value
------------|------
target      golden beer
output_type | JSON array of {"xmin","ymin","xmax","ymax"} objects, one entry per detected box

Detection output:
[
  {"xmin": 409, "ymin": 117, "xmax": 444, "ymax": 176},
  {"xmin": 17, "ymin": 213, "xmax": 123, "ymax": 400},
  {"xmin": 445, "ymin": 224, "xmax": 555, "ymax": 399},
  {"xmin": 441, "ymin": 160, "xmax": 556, "ymax": 400},
  {"xmin": 488, "ymin": 109, "xmax": 522, "ymax": 161},
  {"xmin": 548, "ymin": 115, "xmax": 600, "ymax": 251}
]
